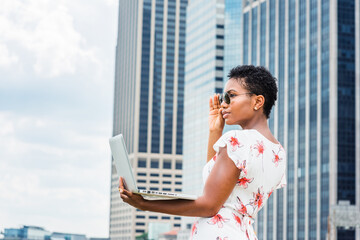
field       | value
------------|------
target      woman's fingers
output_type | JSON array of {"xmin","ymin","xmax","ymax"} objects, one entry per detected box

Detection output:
[
  {"xmin": 120, "ymin": 187, "xmax": 132, "ymax": 201},
  {"xmin": 215, "ymin": 94, "xmax": 220, "ymax": 109},
  {"xmin": 209, "ymin": 97, "xmax": 214, "ymax": 110},
  {"xmin": 119, "ymin": 177, "xmax": 125, "ymax": 192},
  {"xmin": 210, "ymin": 94, "xmax": 221, "ymax": 111}
]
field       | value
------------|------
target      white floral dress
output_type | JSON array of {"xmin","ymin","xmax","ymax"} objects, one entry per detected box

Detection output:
[{"xmin": 190, "ymin": 129, "xmax": 287, "ymax": 240}]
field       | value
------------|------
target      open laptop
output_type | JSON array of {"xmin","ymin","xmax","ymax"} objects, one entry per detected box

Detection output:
[{"xmin": 109, "ymin": 134, "xmax": 197, "ymax": 200}]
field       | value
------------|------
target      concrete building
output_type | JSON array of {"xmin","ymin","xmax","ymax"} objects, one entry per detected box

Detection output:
[
  {"xmin": 4, "ymin": 226, "xmax": 50, "ymax": 240},
  {"xmin": 241, "ymin": 0, "xmax": 360, "ymax": 239},
  {"xmin": 110, "ymin": 0, "xmax": 187, "ymax": 239},
  {"xmin": 2, "ymin": 226, "xmax": 94, "ymax": 240}
]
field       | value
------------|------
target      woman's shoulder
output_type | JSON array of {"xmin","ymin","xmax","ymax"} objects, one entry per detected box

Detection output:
[{"xmin": 221, "ymin": 129, "xmax": 257, "ymax": 142}]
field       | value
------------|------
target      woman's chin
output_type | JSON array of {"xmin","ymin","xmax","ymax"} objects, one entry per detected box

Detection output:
[{"xmin": 225, "ymin": 119, "xmax": 235, "ymax": 125}]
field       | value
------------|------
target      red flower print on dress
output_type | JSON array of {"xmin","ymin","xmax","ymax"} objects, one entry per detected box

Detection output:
[
  {"xmin": 253, "ymin": 140, "xmax": 265, "ymax": 156},
  {"xmin": 228, "ymin": 136, "xmax": 243, "ymax": 151},
  {"xmin": 190, "ymin": 221, "xmax": 198, "ymax": 238},
  {"xmin": 233, "ymin": 213, "xmax": 242, "ymax": 227},
  {"xmin": 267, "ymin": 188, "xmax": 274, "ymax": 198},
  {"xmin": 237, "ymin": 177, "xmax": 254, "ymax": 188},
  {"xmin": 236, "ymin": 160, "xmax": 247, "ymax": 176},
  {"xmin": 207, "ymin": 214, "xmax": 229, "ymax": 228},
  {"xmin": 212, "ymin": 155, "xmax": 217, "ymax": 161},
  {"xmin": 253, "ymin": 140, "xmax": 265, "ymax": 171},
  {"xmin": 272, "ymin": 149, "xmax": 282, "ymax": 167},
  {"xmin": 246, "ymin": 229, "xmax": 250, "ymax": 240},
  {"xmin": 236, "ymin": 197, "xmax": 248, "ymax": 215},
  {"xmin": 250, "ymin": 187, "xmax": 264, "ymax": 209},
  {"xmin": 216, "ymin": 237, "xmax": 229, "ymax": 240}
]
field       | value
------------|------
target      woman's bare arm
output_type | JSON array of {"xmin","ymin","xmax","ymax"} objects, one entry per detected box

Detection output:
[
  {"xmin": 207, "ymin": 130, "xmax": 222, "ymax": 162},
  {"xmin": 120, "ymin": 146, "xmax": 239, "ymax": 217}
]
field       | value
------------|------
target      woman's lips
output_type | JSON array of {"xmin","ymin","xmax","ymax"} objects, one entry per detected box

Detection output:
[{"xmin": 222, "ymin": 111, "xmax": 230, "ymax": 118}]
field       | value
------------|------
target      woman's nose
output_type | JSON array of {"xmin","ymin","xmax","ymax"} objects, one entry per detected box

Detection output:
[{"xmin": 221, "ymin": 100, "xmax": 228, "ymax": 108}]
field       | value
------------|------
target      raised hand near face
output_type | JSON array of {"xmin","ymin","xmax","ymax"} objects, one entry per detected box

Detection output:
[{"xmin": 208, "ymin": 94, "xmax": 225, "ymax": 132}]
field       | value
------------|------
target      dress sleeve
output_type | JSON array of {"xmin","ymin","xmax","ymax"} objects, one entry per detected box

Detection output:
[
  {"xmin": 276, "ymin": 173, "xmax": 287, "ymax": 189},
  {"xmin": 213, "ymin": 130, "xmax": 248, "ymax": 172}
]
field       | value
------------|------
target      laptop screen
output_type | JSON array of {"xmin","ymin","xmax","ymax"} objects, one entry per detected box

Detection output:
[{"xmin": 109, "ymin": 134, "xmax": 138, "ymax": 192}]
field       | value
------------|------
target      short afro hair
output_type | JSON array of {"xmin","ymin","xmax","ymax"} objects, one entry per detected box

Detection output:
[{"xmin": 227, "ymin": 65, "xmax": 277, "ymax": 119}]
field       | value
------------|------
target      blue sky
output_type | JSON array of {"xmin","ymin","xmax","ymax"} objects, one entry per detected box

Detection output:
[{"xmin": 0, "ymin": 0, "xmax": 118, "ymax": 237}]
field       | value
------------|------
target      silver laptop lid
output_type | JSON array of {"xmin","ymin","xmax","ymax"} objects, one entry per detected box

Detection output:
[{"xmin": 109, "ymin": 134, "xmax": 138, "ymax": 193}]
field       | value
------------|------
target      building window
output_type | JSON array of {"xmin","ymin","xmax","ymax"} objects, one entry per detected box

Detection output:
[
  {"xmin": 136, "ymin": 215, "xmax": 145, "ymax": 219},
  {"xmin": 150, "ymin": 187, "xmax": 158, "ymax": 190},
  {"xmin": 175, "ymin": 181, "xmax": 182, "ymax": 185},
  {"xmin": 174, "ymin": 224, "xmax": 181, "ymax": 227},
  {"xmin": 175, "ymin": 188, "xmax": 181, "ymax": 192},
  {"xmin": 175, "ymin": 217, "xmax": 181, "ymax": 220},
  {"xmin": 215, "ymin": 66, "xmax": 223, "ymax": 71},
  {"xmin": 163, "ymin": 160, "xmax": 172, "ymax": 169},
  {"xmin": 137, "ymin": 179, "xmax": 146, "ymax": 183},
  {"xmin": 162, "ymin": 216, "xmax": 171, "ymax": 220},
  {"xmin": 175, "ymin": 174, "xmax": 182, "ymax": 178},
  {"xmin": 136, "ymin": 229, "xmax": 145, "ymax": 233},
  {"xmin": 163, "ymin": 181, "xmax": 171, "ymax": 184},
  {"xmin": 150, "ymin": 173, "xmax": 159, "ymax": 177},
  {"xmin": 149, "ymin": 216, "xmax": 158, "ymax": 219},
  {"xmin": 150, "ymin": 180, "xmax": 159, "ymax": 184},
  {"xmin": 138, "ymin": 159, "xmax": 147, "ymax": 168},
  {"xmin": 176, "ymin": 161, "xmax": 182, "ymax": 170},
  {"xmin": 151, "ymin": 159, "xmax": 159, "ymax": 168},
  {"xmin": 215, "ymin": 88, "xmax": 222, "ymax": 94},
  {"xmin": 163, "ymin": 174, "xmax": 172, "ymax": 178},
  {"xmin": 137, "ymin": 172, "xmax": 146, "ymax": 176},
  {"xmin": 163, "ymin": 188, "xmax": 171, "ymax": 191}
]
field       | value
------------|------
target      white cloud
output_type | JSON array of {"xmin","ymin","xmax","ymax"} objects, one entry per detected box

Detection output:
[
  {"xmin": 0, "ymin": 0, "xmax": 118, "ymax": 236},
  {"xmin": 0, "ymin": 111, "xmax": 111, "ymax": 236},
  {"xmin": 0, "ymin": 0, "xmax": 99, "ymax": 78},
  {"xmin": 0, "ymin": 43, "xmax": 19, "ymax": 67}
]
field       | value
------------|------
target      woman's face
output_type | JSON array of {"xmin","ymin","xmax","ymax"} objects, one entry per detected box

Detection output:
[{"xmin": 221, "ymin": 78, "xmax": 256, "ymax": 126}]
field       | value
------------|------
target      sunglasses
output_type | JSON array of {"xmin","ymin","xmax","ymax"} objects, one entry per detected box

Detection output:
[{"xmin": 219, "ymin": 92, "xmax": 253, "ymax": 104}]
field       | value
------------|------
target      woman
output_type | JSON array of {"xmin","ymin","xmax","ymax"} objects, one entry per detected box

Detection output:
[{"xmin": 119, "ymin": 65, "xmax": 286, "ymax": 239}]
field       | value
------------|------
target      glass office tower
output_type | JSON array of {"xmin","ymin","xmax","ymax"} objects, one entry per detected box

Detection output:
[
  {"xmin": 242, "ymin": 0, "xmax": 359, "ymax": 240},
  {"xmin": 179, "ymin": 0, "xmax": 225, "ymax": 238},
  {"xmin": 110, "ymin": 0, "xmax": 187, "ymax": 239},
  {"xmin": 356, "ymin": 0, "xmax": 360, "ymax": 238},
  {"xmin": 222, "ymin": 0, "xmax": 243, "ymax": 133}
]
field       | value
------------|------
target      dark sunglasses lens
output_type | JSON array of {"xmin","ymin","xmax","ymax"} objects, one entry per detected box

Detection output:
[
  {"xmin": 219, "ymin": 94, "xmax": 223, "ymax": 104},
  {"xmin": 224, "ymin": 92, "xmax": 230, "ymax": 104}
]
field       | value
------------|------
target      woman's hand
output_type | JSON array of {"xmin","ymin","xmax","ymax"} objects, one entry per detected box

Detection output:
[
  {"xmin": 209, "ymin": 94, "xmax": 225, "ymax": 132},
  {"xmin": 119, "ymin": 177, "xmax": 146, "ymax": 210}
]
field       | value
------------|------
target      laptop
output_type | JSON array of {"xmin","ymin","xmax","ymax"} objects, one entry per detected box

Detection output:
[{"xmin": 109, "ymin": 134, "xmax": 197, "ymax": 200}]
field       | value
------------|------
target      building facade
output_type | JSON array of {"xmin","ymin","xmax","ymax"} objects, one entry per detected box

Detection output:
[
  {"xmin": 242, "ymin": 0, "xmax": 359, "ymax": 240},
  {"xmin": 110, "ymin": 0, "xmax": 187, "ymax": 239},
  {"xmin": 179, "ymin": 0, "xmax": 225, "ymax": 237},
  {"xmin": 3, "ymin": 226, "xmax": 93, "ymax": 240}
]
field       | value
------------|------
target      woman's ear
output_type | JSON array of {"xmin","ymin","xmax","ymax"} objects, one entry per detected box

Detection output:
[{"xmin": 253, "ymin": 95, "xmax": 265, "ymax": 111}]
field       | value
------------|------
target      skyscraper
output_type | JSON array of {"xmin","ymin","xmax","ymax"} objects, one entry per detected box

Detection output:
[
  {"xmin": 110, "ymin": 0, "xmax": 187, "ymax": 239},
  {"xmin": 242, "ymin": 0, "xmax": 359, "ymax": 239},
  {"xmin": 180, "ymin": 0, "xmax": 225, "ymax": 237},
  {"xmin": 355, "ymin": 0, "xmax": 360, "ymax": 238}
]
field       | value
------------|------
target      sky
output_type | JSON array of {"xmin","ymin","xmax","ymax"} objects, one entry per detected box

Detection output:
[{"xmin": 0, "ymin": 0, "xmax": 118, "ymax": 237}]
